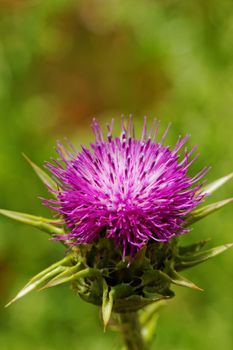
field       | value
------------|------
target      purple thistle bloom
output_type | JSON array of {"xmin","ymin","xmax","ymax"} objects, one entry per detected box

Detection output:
[{"xmin": 44, "ymin": 117, "xmax": 208, "ymax": 257}]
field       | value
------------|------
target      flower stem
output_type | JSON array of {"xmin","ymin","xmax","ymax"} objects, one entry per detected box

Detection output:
[{"xmin": 119, "ymin": 311, "xmax": 146, "ymax": 350}]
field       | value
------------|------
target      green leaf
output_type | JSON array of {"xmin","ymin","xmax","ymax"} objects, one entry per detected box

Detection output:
[
  {"xmin": 102, "ymin": 280, "xmax": 114, "ymax": 331},
  {"xmin": 202, "ymin": 172, "xmax": 233, "ymax": 196},
  {"xmin": 5, "ymin": 265, "xmax": 66, "ymax": 307},
  {"xmin": 175, "ymin": 243, "xmax": 233, "ymax": 270},
  {"xmin": 23, "ymin": 153, "xmax": 58, "ymax": 195},
  {"xmin": 184, "ymin": 198, "xmax": 233, "ymax": 227},
  {"xmin": 0, "ymin": 209, "xmax": 64, "ymax": 235},
  {"xmin": 141, "ymin": 312, "xmax": 159, "ymax": 345},
  {"xmin": 140, "ymin": 300, "xmax": 166, "ymax": 327},
  {"xmin": 140, "ymin": 302, "xmax": 166, "ymax": 345}
]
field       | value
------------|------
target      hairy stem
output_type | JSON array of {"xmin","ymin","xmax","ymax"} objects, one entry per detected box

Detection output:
[{"xmin": 119, "ymin": 312, "xmax": 146, "ymax": 350}]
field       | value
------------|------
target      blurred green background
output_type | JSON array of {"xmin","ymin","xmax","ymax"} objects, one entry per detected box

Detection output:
[{"xmin": 0, "ymin": 1, "xmax": 233, "ymax": 349}]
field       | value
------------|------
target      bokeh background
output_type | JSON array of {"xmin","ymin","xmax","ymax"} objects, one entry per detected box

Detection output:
[{"xmin": 0, "ymin": 1, "xmax": 233, "ymax": 349}]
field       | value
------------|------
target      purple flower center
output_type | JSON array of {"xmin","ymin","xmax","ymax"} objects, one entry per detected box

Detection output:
[{"xmin": 44, "ymin": 117, "xmax": 208, "ymax": 257}]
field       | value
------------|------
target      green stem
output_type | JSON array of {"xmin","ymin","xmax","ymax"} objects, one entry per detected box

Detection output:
[{"xmin": 119, "ymin": 312, "xmax": 146, "ymax": 350}]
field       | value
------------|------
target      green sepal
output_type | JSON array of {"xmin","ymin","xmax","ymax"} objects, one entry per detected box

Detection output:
[
  {"xmin": 111, "ymin": 284, "xmax": 135, "ymax": 300},
  {"xmin": 185, "ymin": 198, "xmax": 233, "ymax": 227},
  {"xmin": 141, "ymin": 270, "xmax": 170, "ymax": 287},
  {"xmin": 102, "ymin": 280, "xmax": 114, "ymax": 331},
  {"xmin": 202, "ymin": 172, "xmax": 233, "ymax": 196},
  {"xmin": 142, "ymin": 286, "xmax": 173, "ymax": 300},
  {"xmin": 114, "ymin": 294, "xmax": 173, "ymax": 313},
  {"xmin": 0, "ymin": 209, "xmax": 64, "ymax": 235},
  {"xmin": 175, "ymin": 243, "xmax": 233, "ymax": 271},
  {"xmin": 23, "ymin": 153, "xmax": 58, "ymax": 196},
  {"xmin": 141, "ymin": 268, "xmax": 202, "ymax": 291}
]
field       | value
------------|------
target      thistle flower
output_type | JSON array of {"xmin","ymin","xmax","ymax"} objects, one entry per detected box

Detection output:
[
  {"xmin": 1, "ymin": 117, "xmax": 232, "ymax": 350},
  {"xmin": 44, "ymin": 117, "xmax": 208, "ymax": 257}
]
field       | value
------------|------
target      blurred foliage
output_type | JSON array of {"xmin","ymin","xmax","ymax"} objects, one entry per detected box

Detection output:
[{"xmin": 0, "ymin": 0, "xmax": 233, "ymax": 349}]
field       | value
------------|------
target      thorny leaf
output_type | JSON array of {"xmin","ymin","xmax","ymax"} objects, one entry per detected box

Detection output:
[
  {"xmin": 185, "ymin": 198, "xmax": 233, "ymax": 227},
  {"xmin": 202, "ymin": 172, "xmax": 233, "ymax": 196},
  {"xmin": 6, "ymin": 266, "xmax": 66, "ymax": 307},
  {"xmin": 175, "ymin": 243, "xmax": 233, "ymax": 270},
  {"xmin": 23, "ymin": 153, "xmax": 58, "ymax": 196},
  {"xmin": 0, "ymin": 209, "xmax": 64, "ymax": 235},
  {"xmin": 102, "ymin": 280, "xmax": 114, "ymax": 331},
  {"xmin": 40, "ymin": 263, "xmax": 82, "ymax": 290},
  {"xmin": 166, "ymin": 268, "xmax": 203, "ymax": 291}
]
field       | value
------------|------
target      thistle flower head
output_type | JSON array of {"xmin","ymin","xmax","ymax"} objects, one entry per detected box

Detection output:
[{"xmin": 44, "ymin": 118, "xmax": 208, "ymax": 257}]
